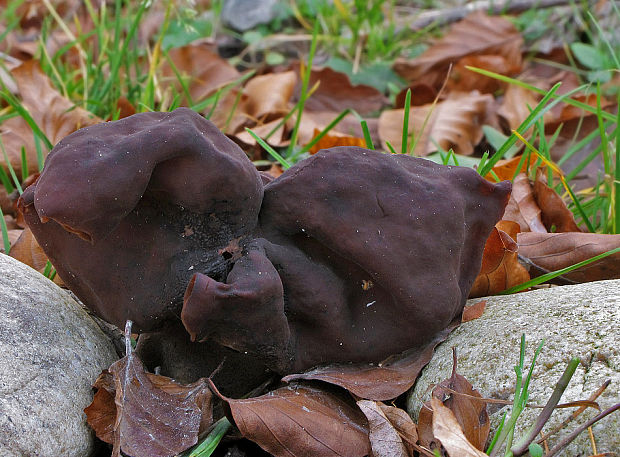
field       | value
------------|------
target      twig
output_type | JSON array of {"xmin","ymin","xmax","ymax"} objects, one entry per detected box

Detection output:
[
  {"xmin": 544, "ymin": 402, "xmax": 620, "ymax": 457},
  {"xmin": 537, "ymin": 379, "xmax": 610, "ymax": 443},
  {"xmin": 511, "ymin": 358, "xmax": 580, "ymax": 456},
  {"xmin": 402, "ymin": 0, "xmax": 579, "ymax": 31}
]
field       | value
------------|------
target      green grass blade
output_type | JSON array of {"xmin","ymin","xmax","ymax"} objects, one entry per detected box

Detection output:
[
  {"xmin": 360, "ymin": 119, "xmax": 374, "ymax": 149},
  {"xmin": 20, "ymin": 146, "xmax": 28, "ymax": 182},
  {"xmin": 385, "ymin": 140, "xmax": 397, "ymax": 154},
  {"xmin": 288, "ymin": 21, "xmax": 319, "ymax": 156},
  {"xmin": 479, "ymin": 83, "xmax": 590, "ymax": 177},
  {"xmin": 0, "ymin": 206, "xmax": 10, "ymax": 254},
  {"xmin": 614, "ymin": 97, "xmax": 620, "ymax": 234},
  {"xmin": 245, "ymin": 128, "xmax": 291, "ymax": 169},
  {"xmin": 401, "ymin": 88, "xmax": 411, "ymax": 155},
  {"xmin": 0, "ymin": 90, "xmax": 53, "ymax": 150},
  {"xmin": 466, "ymin": 66, "xmax": 616, "ymax": 122},
  {"xmin": 0, "ymin": 166, "xmax": 14, "ymax": 194},
  {"xmin": 34, "ymin": 134, "xmax": 45, "ymax": 171},
  {"xmin": 186, "ymin": 417, "xmax": 231, "ymax": 457},
  {"xmin": 0, "ymin": 137, "xmax": 23, "ymax": 194},
  {"xmin": 501, "ymin": 247, "xmax": 620, "ymax": 295},
  {"xmin": 296, "ymin": 109, "xmax": 351, "ymax": 157}
]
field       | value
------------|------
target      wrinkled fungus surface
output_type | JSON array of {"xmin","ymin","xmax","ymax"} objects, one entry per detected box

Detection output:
[{"xmin": 20, "ymin": 108, "xmax": 511, "ymax": 374}]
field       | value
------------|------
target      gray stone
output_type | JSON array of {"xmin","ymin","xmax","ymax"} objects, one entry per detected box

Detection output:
[
  {"xmin": 221, "ymin": 0, "xmax": 279, "ymax": 31},
  {"xmin": 0, "ymin": 254, "xmax": 118, "ymax": 457},
  {"xmin": 408, "ymin": 280, "xmax": 620, "ymax": 456}
]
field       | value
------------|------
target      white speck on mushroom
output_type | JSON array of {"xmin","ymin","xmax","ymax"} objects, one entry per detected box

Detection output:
[{"xmin": 366, "ymin": 301, "xmax": 376, "ymax": 307}]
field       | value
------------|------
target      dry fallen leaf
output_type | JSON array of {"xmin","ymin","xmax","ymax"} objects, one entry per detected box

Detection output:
[
  {"xmin": 300, "ymin": 66, "xmax": 386, "ymax": 115},
  {"xmin": 307, "ymin": 128, "xmax": 366, "ymax": 154},
  {"xmin": 163, "ymin": 43, "xmax": 240, "ymax": 104},
  {"xmin": 431, "ymin": 398, "xmax": 488, "ymax": 457},
  {"xmin": 517, "ymin": 232, "xmax": 620, "ymax": 282},
  {"xmin": 242, "ymin": 71, "xmax": 297, "ymax": 121},
  {"xmin": 9, "ymin": 226, "xmax": 64, "ymax": 285},
  {"xmin": 497, "ymin": 84, "xmax": 543, "ymax": 131},
  {"xmin": 223, "ymin": 382, "xmax": 370, "ymax": 457},
  {"xmin": 378, "ymin": 92, "xmax": 494, "ymax": 156},
  {"xmin": 470, "ymin": 225, "xmax": 530, "ymax": 297},
  {"xmin": 282, "ymin": 323, "xmax": 457, "ymax": 401},
  {"xmin": 12, "ymin": 60, "xmax": 100, "ymax": 145},
  {"xmin": 461, "ymin": 300, "xmax": 486, "ymax": 323},
  {"xmin": 484, "ymin": 155, "xmax": 537, "ymax": 183},
  {"xmin": 503, "ymin": 173, "xmax": 547, "ymax": 233},
  {"xmin": 394, "ymin": 11, "xmax": 523, "ymax": 88},
  {"xmin": 533, "ymin": 169, "xmax": 581, "ymax": 233},
  {"xmin": 430, "ymin": 353, "xmax": 489, "ymax": 450},
  {"xmin": 84, "ymin": 323, "xmax": 213, "ymax": 457},
  {"xmin": 357, "ymin": 400, "xmax": 409, "ymax": 457}
]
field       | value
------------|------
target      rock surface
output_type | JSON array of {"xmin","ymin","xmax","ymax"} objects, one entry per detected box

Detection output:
[
  {"xmin": 221, "ymin": 0, "xmax": 279, "ymax": 31},
  {"xmin": 408, "ymin": 280, "xmax": 620, "ymax": 455},
  {"xmin": 0, "ymin": 254, "xmax": 118, "ymax": 457}
]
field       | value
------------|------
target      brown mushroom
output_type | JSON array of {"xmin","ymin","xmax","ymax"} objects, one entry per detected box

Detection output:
[
  {"xmin": 20, "ymin": 110, "xmax": 511, "ymax": 375},
  {"xmin": 20, "ymin": 108, "xmax": 263, "ymax": 331}
]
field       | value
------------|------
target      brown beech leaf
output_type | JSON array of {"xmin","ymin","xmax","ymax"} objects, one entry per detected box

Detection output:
[
  {"xmin": 300, "ymin": 66, "xmax": 386, "ymax": 115},
  {"xmin": 307, "ymin": 128, "xmax": 366, "ymax": 154},
  {"xmin": 378, "ymin": 92, "xmax": 493, "ymax": 156},
  {"xmin": 503, "ymin": 173, "xmax": 547, "ymax": 233},
  {"xmin": 235, "ymin": 118, "xmax": 289, "ymax": 147},
  {"xmin": 461, "ymin": 300, "xmax": 486, "ymax": 323},
  {"xmin": 12, "ymin": 60, "xmax": 100, "ymax": 145},
  {"xmin": 163, "ymin": 43, "xmax": 240, "ymax": 104},
  {"xmin": 394, "ymin": 11, "xmax": 522, "ymax": 87},
  {"xmin": 357, "ymin": 400, "xmax": 409, "ymax": 457},
  {"xmin": 430, "ymin": 353, "xmax": 489, "ymax": 450},
  {"xmin": 484, "ymin": 155, "xmax": 537, "ymax": 183},
  {"xmin": 9, "ymin": 226, "xmax": 64, "ymax": 285},
  {"xmin": 224, "ymin": 382, "xmax": 370, "ymax": 457},
  {"xmin": 381, "ymin": 404, "xmax": 419, "ymax": 455},
  {"xmin": 242, "ymin": 71, "xmax": 297, "ymax": 121},
  {"xmin": 470, "ymin": 226, "xmax": 530, "ymax": 297},
  {"xmin": 449, "ymin": 55, "xmax": 519, "ymax": 93},
  {"xmin": 497, "ymin": 84, "xmax": 544, "ymax": 131},
  {"xmin": 517, "ymin": 232, "xmax": 620, "ymax": 282},
  {"xmin": 84, "ymin": 370, "xmax": 116, "ymax": 444},
  {"xmin": 533, "ymin": 169, "xmax": 581, "ymax": 232},
  {"xmin": 93, "ymin": 323, "xmax": 213, "ymax": 457},
  {"xmin": 431, "ymin": 398, "xmax": 487, "ymax": 457},
  {"xmin": 282, "ymin": 323, "xmax": 457, "ymax": 401}
]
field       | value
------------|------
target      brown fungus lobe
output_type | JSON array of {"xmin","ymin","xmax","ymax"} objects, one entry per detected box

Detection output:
[{"xmin": 20, "ymin": 108, "xmax": 511, "ymax": 374}]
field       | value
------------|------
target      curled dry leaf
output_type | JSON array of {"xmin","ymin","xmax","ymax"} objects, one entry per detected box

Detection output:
[
  {"xmin": 449, "ymin": 54, "xmax": 520, "ymax": 93},
  {"xmin": 394, "ymin": 11, "xmax": 523, "ymax": 88},
  {"xmin": 9, "ymin": 226, "xmax": 63, "ymax": 285},
  {"xmin": 300, "ymin": 66, "xmax": 386, "ymax": 115},
  {"xmin": 163, "ymin": 43, "xmax": 240, "ymax": 104},
  {"xmin": 503, "ymin": 173, "xmax": 547, "ymax": 233},
  {"xmin": 470, "ymin": 224, "xmax": 530, "ymax": 297},
  {"xmin": 84, "ymin": 370, "xmax": 116, "ymax": 443},
  {"xmin": 378, "ymin": 92, "xmax": 494, "ymax": 156},
  {"xmin": 282, "ymin": 323, "xmax": 457, "ymax": 401},
  {"xmin": 357, "ymin": 400, "xmax": 409, "ymax": 457},
  {"xmin": 307, "ymin": 128, "xmax": 366, "ymax": 154},
  {"xmin": 84, "ymin": 324, "xmax": 213, "ymax": 457},
  {"xmin": 533, "ymin": 169, "xmax": 581, "ymax": 233},
  {"xmin": 431, "ymin": 398, "xmax": 487, "ymax": 457},
  {"xmin": 497, "ymin": 84, "xmax": 543, "ymax": 131},
  {"xmin": 12, "ymin": 60, "xmax": 100, "ymax": 145},
  {"xmin": 484, "ymin": 155, "xmax": 537, "ymax": 183},
  {"xmin": 222, "ymin": 382, "xmax": 370, "ymax": 457},
  {"xmin": 430, "ymin": 355, "xmax": 489, "ymax": 450},
  {"xmin": 242, "ymin": 71, "xmax": 297, "ymax": 121},
  {"xmin": 517, "ymin": 232, "xmax": 620, "ymax": 282},
  {"xmin": 461, "ymin": 300, "xmax": 486, "ymax": 323},
  {"xmin": 1, "ymin": 60, "xmax": 100, "ymax": 177}
]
